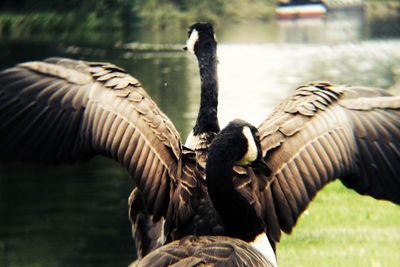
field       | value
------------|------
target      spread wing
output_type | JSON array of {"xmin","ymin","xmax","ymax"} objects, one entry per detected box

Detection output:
[
  {"xmin": 135, "ymin": 235, "xmax": 274, "ymax": 267},
  {"xmin": 233, "ymin": 82, "xmax": 400, "ymax": 247},
  {"xmin": 0, "ymin": 58, "xmax": 200, "ymax": 246}
]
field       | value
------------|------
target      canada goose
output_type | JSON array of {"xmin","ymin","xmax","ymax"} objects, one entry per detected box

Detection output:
[
  {"xmin": 0, "ymin": 22, "xmax": 224, "ymax": 259},
  {"xmin": 128, "ymin": 22, "xmax": 221, "ymax": 257},
  {"xmin": 138, "ymin": 82, "xmax": 400, "ymax": 266},
  {"xmin": 135, "ymin": 120, "xmax": 277, "ymax": 267},
  {"xmin": 1, "ymin": 29, "xmax": 400, "ymax": 263}
]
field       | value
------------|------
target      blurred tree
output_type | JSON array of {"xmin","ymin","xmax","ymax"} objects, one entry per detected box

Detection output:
[{"xmin": 0, "ymin": 0, "xmax": 277, "ymax": 42}]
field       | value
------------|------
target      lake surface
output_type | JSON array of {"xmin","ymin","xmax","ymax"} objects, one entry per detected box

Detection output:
[{"xmin": 1, "ymin": 8, "xmax": 400, "ymax": 267}]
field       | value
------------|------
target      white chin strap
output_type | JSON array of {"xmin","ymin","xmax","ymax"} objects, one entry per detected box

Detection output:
[
  {"xmin": 186, "ymin": 29, "xmax": 199, "ymax": 53},
  {"xmin": 236, "ymin": 126, "xmax": 258, "ymax": 166}
]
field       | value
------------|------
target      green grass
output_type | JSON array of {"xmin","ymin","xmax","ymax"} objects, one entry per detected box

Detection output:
[{"xmin": 278, "ymin": 181, "xmax": 400, "ymax": 267}]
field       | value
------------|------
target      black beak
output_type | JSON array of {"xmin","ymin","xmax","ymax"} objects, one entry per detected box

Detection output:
[
  {"xmin": 183, "ymin": 46, "xmax": 187, "ymax": 51},
  {"xmin": 252, "ymin": 158, "xmax": 271, "ymax": 176}
]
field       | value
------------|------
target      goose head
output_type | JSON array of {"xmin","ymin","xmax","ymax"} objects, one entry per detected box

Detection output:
[
  {"xmin": 208, "ymin": 119, "xmax": 263, "ymax": 168},
  {"xmin": 184, "ymin": 22, "xmax": 217, "ymax": 56}
]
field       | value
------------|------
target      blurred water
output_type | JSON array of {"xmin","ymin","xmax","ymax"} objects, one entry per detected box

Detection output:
[
  {"xmin": 215, "ymin": 40, "xmax": 400, "ymax": 127},
  {"xmin": 1, "ymin": 8, "xmax": 400, "ymax": 267}
]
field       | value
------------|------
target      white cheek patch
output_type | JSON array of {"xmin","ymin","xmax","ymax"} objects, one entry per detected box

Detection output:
[
  {"xmin": 186, "ymin": 29, "xmax": 199, "ymax": 53},
  {"xmin": 237, "ymin": 126, "xmax": 259, "ymax": 166}
]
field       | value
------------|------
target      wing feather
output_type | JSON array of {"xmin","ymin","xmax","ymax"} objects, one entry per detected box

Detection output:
[
  {"xmin": 287, "ymin": 161, "xmax": 310, "ymax": 209},
  {"xmin": 0, "ymin": 59, "xmax": 202, "ymax": 256},
  {"xmin": 145, "ymin": 161, "xmax": 164, "ymax": 212},
  {"xmin": 99, "ymin": 111, "xmax": 115, "ymax": 149},
  {"xmin": 279, "ymin": 168, "xmax": 301, "ymax": 217},
  {"xmin": 293, "ymin": 155, "xmax": 317, "ymax": 196},
  {"xmin": 234, "ymin": 82, "xmax": 400, "ymax": 248},
  {"xmin": 108, "ymin": 116, "xmax": 124, "ymax": 158},
  {"xmin": 272, "ymin": 175, "xmax": 294, "ymax": 232},
  {"xmin": 261, "ymin": 188, "xmax": 280, "ymax": 247}
]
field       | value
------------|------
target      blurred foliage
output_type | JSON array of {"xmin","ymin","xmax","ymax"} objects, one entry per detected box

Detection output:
[
  {"xmin": 133, "ymin": 0, "xmax": 276, "ymax": 29},
  {"xmin": 0, "ymin": 0, "xmax": 277, "ymax": 44},
  {"xmin": 1, "ymin": 0, "xmax": 395, "ymax": 45},
  {"xmin": 0, "ymin": 0, "xmax": 136, "ymax": 45}
]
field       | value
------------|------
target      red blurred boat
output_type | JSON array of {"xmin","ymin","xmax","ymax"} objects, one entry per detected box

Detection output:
[{"xmin": 276, "ymin": 0, "xmax": 327, "ymax": 19}]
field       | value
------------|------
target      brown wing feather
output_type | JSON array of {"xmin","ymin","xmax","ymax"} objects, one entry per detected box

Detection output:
[
  {"xmin": 0, "ymin": 58, "xmax": 202, "ymax": 254},
  {"xmin": 0, "ymin": 59, "xmax": 92, "ymax": 162},
  {"xmin": 234, "ymin": 82, "xmax": 400, "ymax": 248},
  {"xmin": 338, "ymin": 95, "xmax": 400, "ymax": 201},
  {"xmin": 129, "ymin": 188, "xmax": 167, "ymax": 259}
]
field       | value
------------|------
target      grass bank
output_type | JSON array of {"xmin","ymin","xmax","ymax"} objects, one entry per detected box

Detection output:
[{"xmin": 278, "ymin": 180, "xmax": 400, "ymax": 267}]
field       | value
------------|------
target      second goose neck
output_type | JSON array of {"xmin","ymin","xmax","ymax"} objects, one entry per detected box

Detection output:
[
  {"xmin": 206, "ymin": 145, "xmax": 264, "ymax": 242},
  {"xmin": 193, "ymin": 51, "xmax": 219, "ymax": 135}
]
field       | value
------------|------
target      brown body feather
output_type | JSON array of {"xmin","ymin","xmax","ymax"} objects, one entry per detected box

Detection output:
[{"xmin": 135, "ymin": 235, "xmax": 274, "ymax": 267}]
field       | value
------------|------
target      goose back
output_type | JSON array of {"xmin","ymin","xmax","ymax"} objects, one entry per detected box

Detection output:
[{"xmin": 135, "ymin": 235, "xmax": 274, "ymax": 267}]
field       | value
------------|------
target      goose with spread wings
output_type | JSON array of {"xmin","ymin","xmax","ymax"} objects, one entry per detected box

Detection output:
[
  {"xmin": 128, "ymin": 22, "xmax": 223, "ymax": 257},
  {"xmin": 0, "ymin": 22, "xmax": 224, "ymax": 259},
  {"xmin": 1, "ymin": 26, "xmax": 400, "ymax": 265},
  {"xmin": 133, "ymin": 82, "xmax": 400, "ymax": 266}
]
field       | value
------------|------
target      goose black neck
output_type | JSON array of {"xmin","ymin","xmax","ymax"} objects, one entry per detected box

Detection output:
[
  {"xmin": 193, "ymin": 47, "xmax": 219, "ymax": 135},
  {"xmin": 206, "ymin": 138, "xmax": 264, "ymax": 242}
]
